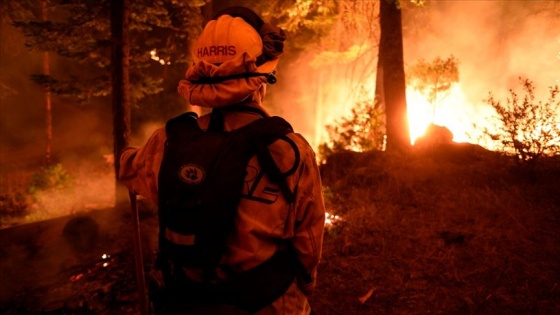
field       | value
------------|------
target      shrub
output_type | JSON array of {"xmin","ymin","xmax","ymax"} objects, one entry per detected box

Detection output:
[
  {"xmin": 0, "ymin": 191, "xmax": 31, "ymax": 218},
  {"xmin": 407, "ymin": 55, "xmax": 459, "ymax": 121},
  {"xmin": 483, "ymin": 78, "xmax": 560, "ymax": 164},
  {"xmin": 28, "ymin": 164, "xmax": 73, "ymax": 195},
  {"xmin": 319, "ymin": 88, "xmax": 385, "ymax": 161}
]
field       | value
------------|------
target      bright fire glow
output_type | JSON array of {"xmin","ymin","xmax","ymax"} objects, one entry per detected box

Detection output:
[
  {"xmin": 407, "ymin": 83, "xmax": 480, "ymax": 145},
  {"xmin": 325, "ymin": 212, "xmax": 342, "ymax": 227},
  {"xmin": 311, "ymin": 81, "xmax": 499, "ymax": 151}
]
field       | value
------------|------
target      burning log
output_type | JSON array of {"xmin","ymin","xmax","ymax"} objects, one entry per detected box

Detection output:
[{"xmin": 413, "ymin": 123, "xmax": 453, "ymax": 149}]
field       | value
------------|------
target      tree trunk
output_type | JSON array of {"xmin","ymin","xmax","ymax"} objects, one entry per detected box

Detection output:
[
  {"xmin": 42, "ymin": 0, "xmax": 52, "ymax": 167},
  {"xmin": 378, "ymin": 0, "xmax": 410, "ymax": 152},
  {"xmin": 111, "ymin": 0, "xmax": 131, "ymax": 207}
]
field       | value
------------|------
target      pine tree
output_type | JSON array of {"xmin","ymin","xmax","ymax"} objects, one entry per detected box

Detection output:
[
  {"xmin": 41, "ymin": 0, "xmax": 52, "ymax": 167},
  {"xmin": 377, "ymin": 0, "xmax": 410, "ymax": 153},
  {"xmin": 9, "ymin": 0, "xmax": 206, "ymax": 105},
  {"xmin": 407, "ymin": 55, "xmax": 459, "ymax": 122},
  {"xmin": 5, "ymin": 0, "xmax": 205, "ymax": 205},
  {"xmin": 110, "ymin": 0, "xmax": 131, "ymax": 207}
]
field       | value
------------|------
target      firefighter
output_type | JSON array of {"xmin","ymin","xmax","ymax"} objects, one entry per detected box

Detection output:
[{"xmin": 119, "ymin": 6, "xmax": 325, "ymax": 315}]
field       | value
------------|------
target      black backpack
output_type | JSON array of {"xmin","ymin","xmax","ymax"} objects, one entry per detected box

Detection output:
[{"xmin": 157, "ymin": 110, "xmax": 296, "ymax": 271}]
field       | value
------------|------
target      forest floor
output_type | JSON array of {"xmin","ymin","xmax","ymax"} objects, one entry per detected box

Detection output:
[
  {"xmin": 311, "ymin": 145, "xmax": 560, "ymax": 315},
  {"xmin": 1, "ymin": 143, "xmax": 559, "ymax": 314}
]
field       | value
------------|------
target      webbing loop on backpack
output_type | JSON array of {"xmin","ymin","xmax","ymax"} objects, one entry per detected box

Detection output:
[{"xmin": 256, "ymin": 135, "xmax": 300, "ymax": 204}]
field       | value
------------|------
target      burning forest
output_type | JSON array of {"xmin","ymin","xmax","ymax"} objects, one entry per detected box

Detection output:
[{"xmin": 1, "ymin": 1, "xmax": 559, "ymax": 314}]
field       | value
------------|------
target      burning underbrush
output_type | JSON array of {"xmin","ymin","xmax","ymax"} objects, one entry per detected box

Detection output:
[{"xmin": 313, "ymin": 145, "xmax": 560, "ymax": 314}]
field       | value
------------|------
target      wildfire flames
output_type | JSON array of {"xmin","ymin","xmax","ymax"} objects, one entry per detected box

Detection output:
[
  {"xmin": 278, "ymin": 1, "xmax": 560, "ymax": 154},
  {"xmin": 406, "ymin": 83, "xmax": 490, "ymax": 146}
]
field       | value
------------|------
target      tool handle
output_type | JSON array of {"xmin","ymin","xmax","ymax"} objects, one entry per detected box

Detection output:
[{"xmin": 129, "ymin": 191, "xmax": 150, "ymax": 315}]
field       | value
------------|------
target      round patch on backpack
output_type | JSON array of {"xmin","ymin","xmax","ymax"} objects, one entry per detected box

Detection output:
[{"xmin": 178, "ymin": 164, "xmax": 205, "ymax": 184}]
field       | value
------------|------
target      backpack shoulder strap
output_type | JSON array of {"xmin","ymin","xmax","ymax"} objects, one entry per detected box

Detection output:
[
  {"xmin": 235, "ymin": 116, "xmax": 293, "ymax": 141},
  {"xmin": 256, "ymin": 134, "xmax": 300, "ymax": 204},
  {"xmin": 165, "ymin": 112, "xmax": 199, "ymax": 139},
  {"xmin": 240, "ymin": 117, "xmax": 300, "ymax": 204}
]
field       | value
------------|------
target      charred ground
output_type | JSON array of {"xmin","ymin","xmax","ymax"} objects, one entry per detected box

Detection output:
[
  {"xmin": 1, "ymin": 143, "xmax": 559, "ymax": 314},
  {"xmin": 313, "ymin": 144, "xmax": 560, "ymax": 315}
]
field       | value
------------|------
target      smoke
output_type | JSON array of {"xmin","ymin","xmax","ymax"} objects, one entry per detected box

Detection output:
[
  {"xmin": 403, "ymin": 0, "xmax": 560, "ymax": 144},
  {"xmin": 269, "ymin": 1, "xmax": 560, "ymax": 149},
  {"xmin": 406, "ymin": 1, "xmax": 559, "ymax": 100}
]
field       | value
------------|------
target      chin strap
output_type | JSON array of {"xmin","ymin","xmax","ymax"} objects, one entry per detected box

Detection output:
[{"xmin": 188, "ymin": 72, "xmax": 277, "ymax": 85}]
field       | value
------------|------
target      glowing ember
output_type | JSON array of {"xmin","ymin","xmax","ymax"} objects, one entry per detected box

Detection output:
[
  {"xmin": 325, "ymin": 212, "xmax": 342, "ymax": 227},
  {"xmin": 150, "ymin": 49, "xmax": 170, "ymax": 65},
  {"xmin": 102, "ymin": 262, "xmax": 108, "ymax": 268},
  {"xmin": 101, "ymin": 254, "xmax": 109, "ymax": 260},
  {"xmin": 69, "ymin": 273, "xmax": 84, "ymax": 282}
]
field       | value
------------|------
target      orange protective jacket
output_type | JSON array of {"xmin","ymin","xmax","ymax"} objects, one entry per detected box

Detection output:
[{"xmin": 119, "ymin": 105, "xmax": 325, "ymax": 313}]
